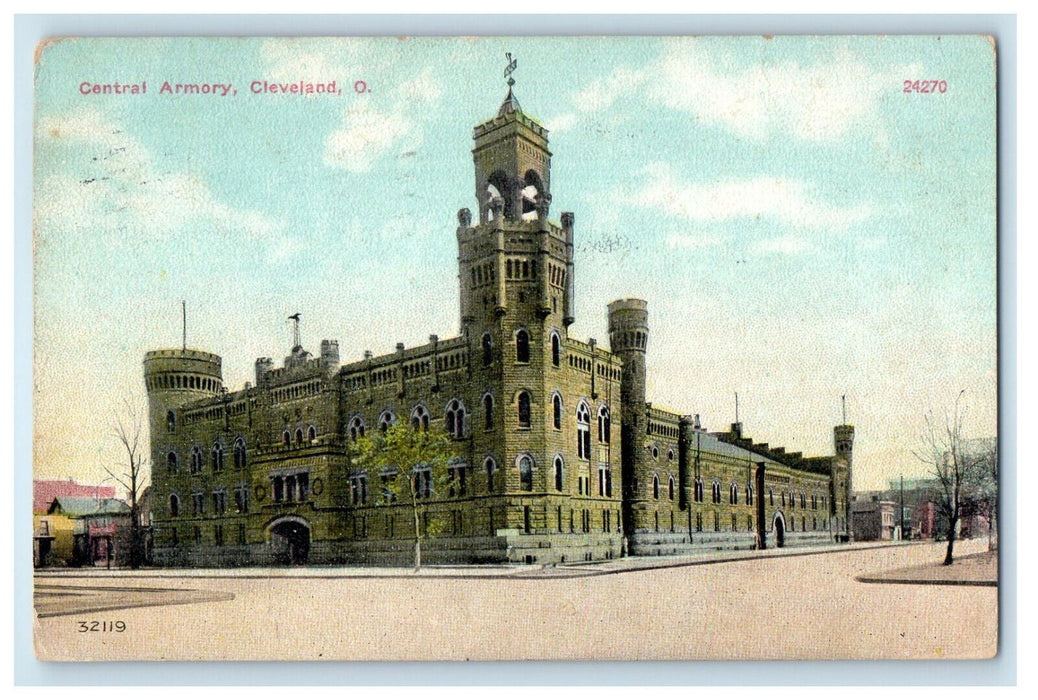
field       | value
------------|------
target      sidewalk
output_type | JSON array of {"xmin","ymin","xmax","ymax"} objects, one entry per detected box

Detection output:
[
  {"xmin": 855, "ymin": 548, "xmax": 998, "ymax": 587},
  {"xmin": 34, "ymin": 538, "xmax": 926, "ymax": 581}
]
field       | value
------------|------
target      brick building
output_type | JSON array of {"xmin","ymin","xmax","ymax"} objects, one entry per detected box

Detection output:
[{"xmin": 145, "ymin": 84, "xmax": 853, "ymax": 567}]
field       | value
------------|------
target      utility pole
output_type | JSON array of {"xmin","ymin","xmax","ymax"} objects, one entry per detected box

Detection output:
[{"xmin": 900, "ymin": 475, "xmax": 906, "ymax": 541}]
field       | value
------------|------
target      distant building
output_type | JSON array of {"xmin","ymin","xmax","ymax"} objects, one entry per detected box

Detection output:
[
  {"xmin": 39, "ymin": 497, "xmax": 132, "ymax": 567},
  {"xmin": 851, "ymin": 493, "xmax": 897, "ymax": 541},
  {"xmin": 33, "ymin": 479, "xmax": 117, "ymax": 567}
]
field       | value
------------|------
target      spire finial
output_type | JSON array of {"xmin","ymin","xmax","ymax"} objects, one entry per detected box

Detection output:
[
  {"xmin": 288, "ymin": 313, "xmax": 301, "ymax": 351},
  {"xmin": 504, "ymin": 52, "xmax": 517, "ymax": 88}
]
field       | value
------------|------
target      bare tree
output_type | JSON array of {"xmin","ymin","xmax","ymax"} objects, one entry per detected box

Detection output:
[
  {"xmin": 105, "ymin": 398, "xmax": 150, "ymax": 569},
  {"xmin": 972, "ymin": 437, "xmax": 999, "ymax": 552},
  {"xmin": 914, "ymin": 391, "xmax": 982, "ymax": 566}
]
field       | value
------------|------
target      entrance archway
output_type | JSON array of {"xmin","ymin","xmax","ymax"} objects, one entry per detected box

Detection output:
[
  {"xmin": 773, "ymin": 513, "xmax": 786, "ymax": 548},
  {"xmin": 269, "ymin": 517, "xmax": 311, "ymax": 565}
]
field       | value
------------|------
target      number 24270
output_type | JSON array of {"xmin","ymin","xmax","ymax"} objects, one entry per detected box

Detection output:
[{"xmin": 904, "ymin": 80, "xmax": 948, "ymax": 94}]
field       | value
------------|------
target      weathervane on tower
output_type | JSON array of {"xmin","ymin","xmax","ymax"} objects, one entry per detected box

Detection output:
[{"xmin": 504, "ymin": 52, "xmax": 517, "ymax": 87}]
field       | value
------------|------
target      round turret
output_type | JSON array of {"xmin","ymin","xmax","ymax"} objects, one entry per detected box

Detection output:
[
  {"xmin": 607, "ymin": 298, "xmax": 649, "ymax": 423},
  {"xmin": 143, "ymin": 349, "xmax": 223, "ymax": 441}
]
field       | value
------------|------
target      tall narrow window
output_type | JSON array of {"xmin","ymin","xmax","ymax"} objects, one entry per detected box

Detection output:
[
  {"xmin": 484, "ymin": 457, "xmax": 497, "ymax": 493},
  {"xmin": 168, "ymin": 494, "xmax": 180, "ymax": 517},
  {"xmin": 517, "ymin": 391, "xmax": 532, "ymax": 428},
  {"xmin": 552, "ymin": 392, "xmax": 562, "ymax": 430},
  {"xmin": 482, "ymin": 333, "xmax": 493, "ymax": 366},
  {"xmin": 167, "ymin": 410, "xmax": 176, "ymax": 432},
  {"xmin": 348, "ymin": 416, "xmax": 365, "ymax": 441},
  {"xmin": 551, "ymin": 332, "xmax": 561, "ymax": 367},
  {"xmin": 576, "ymin": 401, "xmax": 591, "ymax": 459},
  {"xmin": 553, "ymin": 456, "xmax": 564, "ymax": 491},
  {"xmin": 295, "ymin": 428, "xmax": 304, "ymax": 446},
  {"xmin": 669, "ymin": 477, "xmax": 675, "ymax": 500},
  {"xmin": 444, "ymin": 399, "xmax": 465, "ymax": 439},
  {"xmin": 308, "ymin": 425, "xmax": 317, "ymax": 441},
  {"xmin": 211, "ymin": 441, "xmax": 224, "ymax": 472},
  {"xmin": 167, "ymin": 451, "xmax": 178, "ymax": 474},
  {"xmin": 519, "ymin": 455, "xmax": 533, "ymax": 491},
  {"xmin": 515, "ymin": 329, "xmax": 530, "ymax": 363},
  {"xmin": 483, "ymin": 394, "xmax": 494, "ymax": 430},
  {"xmin": 652, "ymin": 474, "xmax": 660, "ymax": 500},
  {"xmin": 597, "ymin": 406, "xmax": 611, "ymax": 444},
  {"xmin": 233, "ymin": 438, "xmax": 246, "ymax": 470}
]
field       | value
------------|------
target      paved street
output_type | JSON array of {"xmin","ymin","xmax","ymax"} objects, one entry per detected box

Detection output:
[{"xmin": 33, "ymin": 539, "xmax": 996, "ymax": 661}]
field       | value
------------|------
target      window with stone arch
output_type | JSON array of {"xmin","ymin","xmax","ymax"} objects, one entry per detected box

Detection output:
[
  {"xmin": 481, "ymin": 333, "xmax": 493, "ymax": 366},
  {"xmin": 167, "ymin": 451, "xmax": 178, "ymax": 474},
  {"xmin": 729, "ymin": 482, "xmax": 738, "ymax": 505},
  {"xmin": 168, "ymin": 493, "xmax": 180, "ymax": 517},
  {"xmin": 167, "ymin": 410, "xmax": 176, "ymax": 432},
  {"xmin": 411, "ymin": 405, "xmax": 430, "ymax": 432},
  {"xmin": 348, "ymin": 416, "xmax": 366, "ymax": 442},
  {"xmin": 551, "ymin": 391, "xmax": 563, "ymax": 430},
  {"xmin": 233, "ymin": 437, "xmax": 246, "ymax": 470},
  {"xmin": 282, "ymin": 431, "xmax": 291, "ymax": 448},
  {"xmin": 694, "ymin": 476, "xmax": 704, "ymax": 503},
  {"xmin": 294, "ymin": 428, "xmax": 304, "ymax": 446},
  {"xmin": 652, "ymin": 473, "xmax": 660, "ymax": 500},
  {"xmin": 307, "ymin": 425, "xmax": 317, "ymax": 442},
  {"xmin": 746, "ymin": 482, "xmax": 754, "ymax": 506},
  {"xmin": 482, "ymin": 393, "xmax": 494, "ymax": 431},
  {"xmin": 484, "ymin": 456, "xmax": 497, "ymax": 493},
  {"xmin": 378, "ymin": 410, "xmax": 397, "ymax": 434},
  {"xmin": 597, "ymin": 405, "xmax": 611, "ymax": 444},
  {"xmin": 770, "ymin": 488, "xmax": 775, "ymax": 506},
  {"xmin": 211, "ymin": 441, "xmax": 224, "ymax": 472},
  {"xmin": 553, "ymin": 455, "xmax": 564, "ymax": 491},
  {"xmin": 444, "ymin": 399, "xmax": 466, "ymax": 439},
  {"xmin": 518, "ymin": 454, "xmax": 534, "ymax": 492},
  {"xmin": 517, "ymin": 391, "xmax": 532, "ymax": 428},
  {"xmin": 576, "ymin": 401, "xmax": 591, "ymax": 459},
  {"xmin": 668, "ymin": 476, "xmax": 675, "ymax": 500},
  {"xmin": 712, "ymin": 480, "xmax": 722, "ymax": 504},
  {"xmin": 515, "ymin": 328, "xmax": 530, "ymax": 363},
  {"xmin": 550, "ymin": 331, "xmax": 561, "ymax": 367}
]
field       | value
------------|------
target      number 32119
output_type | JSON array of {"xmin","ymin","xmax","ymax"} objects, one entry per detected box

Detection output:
[
  {"xmin": 77, "ymin": 620, "xmax": 126, "ymax": 632},
  {"xmin": 904, "ymin": 80, "xmax": 948, "ymax": 94}
]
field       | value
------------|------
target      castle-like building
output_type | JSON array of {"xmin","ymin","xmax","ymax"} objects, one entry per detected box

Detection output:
[{"xmin": 144, "ymin": 83, "xmax": 853, "ymax": 567}]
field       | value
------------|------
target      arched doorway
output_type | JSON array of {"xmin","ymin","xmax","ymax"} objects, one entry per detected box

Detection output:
[
  {"xmin": 269, "ymin": 517, "xmax": 311, "ymax": 565},
  {"xmin": 773, "ymin": 513, "xmax": 786, "ymax": 548}
]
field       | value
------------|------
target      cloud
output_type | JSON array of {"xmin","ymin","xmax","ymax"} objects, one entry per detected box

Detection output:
[
  {"xmin": 34, "ymin": 107, "xmax": 286, "ymax": 251},
  {"xmin": 665, "ymin": 233, "xmax": 723, "ymax": 250},
  {"xmin": 564, "ymin": 39, "xmax": 919, "ymax": 144},
  {"xmin": 323, "ymin": 68, "xmax": 442, "ymax": 172},
  {"xmin": 633, "ymin": 163, "xmax": 872, "ymax": 232}
]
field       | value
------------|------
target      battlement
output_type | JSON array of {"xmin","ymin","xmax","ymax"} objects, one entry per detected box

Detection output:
[
  {"xmin": 143, "ymin": 348, "xmax": 223, "ymax": 393},
  {"xmin": 473, "ymin": 110, "xmax": 549, "ymax": 143},
  {"xmin": 337, "ymin": 334, "xmax": 469, "ymax": 391}
]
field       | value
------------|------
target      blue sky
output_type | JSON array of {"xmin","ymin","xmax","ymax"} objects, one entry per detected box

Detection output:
[{"xmin": 33, "ymin": 36, "xmax": 996, "ymax": 491}]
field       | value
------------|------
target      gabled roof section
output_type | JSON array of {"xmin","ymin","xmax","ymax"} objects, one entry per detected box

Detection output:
[{"xmin": 47, "ymin": 497, "xmax": 131, "ymax": 517}]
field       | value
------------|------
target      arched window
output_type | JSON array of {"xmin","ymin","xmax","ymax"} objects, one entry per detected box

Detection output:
[
  {"xmin": 668, "ymin": 476, "xmax": 675, "ymax": 500},
  {"xmin": 652, "ymin": 474, "xmax": 660, "ymax": 500},
  {"xmin": 729, "ymin": 483, "xmax": 738, "ymax": 505},
  {"xmin": 169, "ymin": 493, "xmax": 180, "ymax": 517},
  {"xmin": 444, "ymin": 399, "xmax": 466, "ymax": 439},
  {"xmin": 597, "ymin": 406, "xmax": 611, "ymax": 444},
  {"xmin": 484, "ymin": 457, "xmax": 497, "ymax": 493},
  {"xmin": 483, "ymin": 394, "xmax": 494, "ymax": 430},
  {"xmin": 800, "ymin": 492, "xmax": 806, "ymax": 508},
  {"xmin": 211, "ymin": 441, "xmax": 224, "ymax": 472},
  {"xmin": 348, "ymin": 416, "xmax": 365, "ymax": 442},
  {"xmin": 308, "ymin": 425, "xmax": 317, "ymax": 442},
  {"xmin": 553, "ymin": 456, "xmax": 564, "ymax": 491},
  {"xmin": 482, "ymin": 333, "xmax": 493, "ymax": 366},
  {"xmin": 410, "ymin": 405, "xmax": 430, "ymax": 432},
  {"xmin": 378, "ymin": 410, "xmax": 397, "ymax": 434},
  {"xmin": 294, "ymin": 428, "xmax": 304, "ymax": 446},
  {"xmin": 712, "ymin": 480, "xmax": 722, "ymax": 504},
  {"xmin": 519, "ymin": 455, "xmax": 533, "ymax": 491},
  {"xmin": 552, "ymin": 392, "xmax": 563, "ymax": 430},
  {"xmin": 576, "ymin": 401, "xmax": 591, "ymax": 459},
  {"xmin": 746, "ymin": 483, "xmax": 754, "ymax": 505},
  {"xmin": 167, "ymin": 410, "xmax": 176, "ymax": 432},
  {"xmin": 517, "ymin": 391, "xmax": 532, "ymax": 428},
  {"xmin": 167, "ymin": 451, "xmax": 178, "ymax": 474},
  {"xmin": 282, "ymin": 431, "xmax": 291, "ymax": 447},
  {"xmin": 515, "ymin": 329, "xmax": 530, "ymax": 363},
  {"xmin": 233, "ymin": 438, "xmax": 246, "ymax": 470},
  {"xmin": 694, "ymin": 476, "xmax": 704, "ymax": 503},
  {"xmin": 550, "ymin": 332, "xmax": 561, "ymax": 367}
]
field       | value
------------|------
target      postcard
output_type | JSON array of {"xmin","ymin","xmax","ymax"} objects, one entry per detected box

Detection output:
[{"xmin": 31, "ymin": 35, "xmax": 998, "ymax": 661}]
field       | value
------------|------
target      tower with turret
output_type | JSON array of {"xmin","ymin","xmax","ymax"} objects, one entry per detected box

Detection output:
[{"xmin": 143, "ymin": 349, "xmax": 224, "ymax": 461}]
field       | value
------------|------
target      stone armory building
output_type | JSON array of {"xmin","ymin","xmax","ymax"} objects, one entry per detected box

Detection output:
[{"xmin": 144, "ymin": 85, "xmax": 853, "ymax": 567}]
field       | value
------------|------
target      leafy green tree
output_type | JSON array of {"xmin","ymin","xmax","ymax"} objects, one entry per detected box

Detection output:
[{"xmin": 350, "ymin": 422, "xmax": 457, "ymax": 571}]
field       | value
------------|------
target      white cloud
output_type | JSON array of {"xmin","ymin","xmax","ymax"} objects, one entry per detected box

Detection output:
[
  {"xmin": 753, "ymin": 235, "xmax": 812, "ymax": 255},
  {"xmin": 323, "ymin": 68, "xmax": 442, "ymax": 172},
  {"xmin": 544, "ymin": 112, "xmax": 579, "ymax": 133},
  {"xmin": 34, "ymin": 107, "xmax": 285, "ymax": 247},
  {"xmin": 665, "ymin": 233, "xmax": 723, "ymax": 250},
  {"xmin": 566, "ymin": 39, "xmax": 919, "ymax": 143},
  {"xmin": 633, "ymin": 163, "xmax": 872, "ymax": 232}
]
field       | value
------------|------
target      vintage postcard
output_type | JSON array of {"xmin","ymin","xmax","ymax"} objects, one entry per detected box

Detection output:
[{"xmin": 31, "ymin": 35, "xmax": 998, "ymax": 661}]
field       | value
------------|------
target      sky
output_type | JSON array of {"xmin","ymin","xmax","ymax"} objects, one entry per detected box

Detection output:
[{"xmin": 32, "ymin": 36, "xmax": 997, "ymax": 493}]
